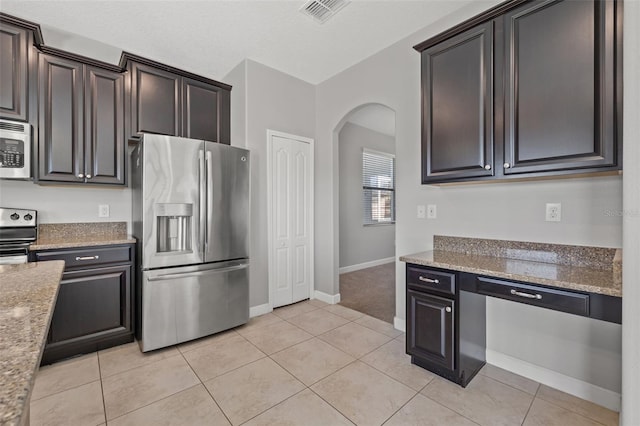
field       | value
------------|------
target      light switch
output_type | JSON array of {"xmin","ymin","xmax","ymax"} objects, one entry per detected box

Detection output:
[
  {"xmin": 98, "ymin": 204, "xmax": 110, "ymax": 218},
  {"xmin": 427, "ymin": 204, "xmax": 437, "ymax": 219},
  {"xmin": 417, "ymin": 205, "xmax": 426, "ymax": 219}
]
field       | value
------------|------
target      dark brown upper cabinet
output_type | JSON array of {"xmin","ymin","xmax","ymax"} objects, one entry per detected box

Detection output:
[
  {"xmin": 421, "ymin": 21, "xmax": 494, "ymax": 182},
  {"xmin": 502, "ymin": 0, "xmax": 618, "ymax": 174},
  {"xmin": 415, "ymin": 0, "xmax": 621, "ymax": 184},
  {"xmin": 129, "ymin": 61, "xmax": 181, "ymax": 137},
  {"xmin": 0, "ymin": 21, "xmax": 29, "ymax": 121},
  {"xmin": 123, "ymin": 54, "xmax": 231, "ymax": 144},
  {"xmin": 38, "ymin": 50, "xmax": 125, "ymax": 185},
  {"xmin": 0, "ymin": 14, "xmax": 41, "ymax": 123}
]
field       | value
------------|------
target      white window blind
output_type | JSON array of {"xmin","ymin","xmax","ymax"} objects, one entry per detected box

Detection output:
[{"xmin": 362, "ymin": 148, "xmax": 395, "ymax": 225}]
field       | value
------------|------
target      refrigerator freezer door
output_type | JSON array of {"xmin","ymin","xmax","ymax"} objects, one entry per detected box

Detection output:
[
  {"xmin": 205, "ymin": 143, "xmax": 250, "ymax": 262},
  {"xmin": 140, "ymin": 261, "xmax": 249, "ymax": 352},
  {"xmin": 140, "ymin": 135, "xmax": 205, "ymax": 269}
]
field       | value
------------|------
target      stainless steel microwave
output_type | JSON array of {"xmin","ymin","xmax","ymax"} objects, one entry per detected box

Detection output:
[{"xmin": 0, "ymin": 119, "xmax": 31, "ymax": 179}]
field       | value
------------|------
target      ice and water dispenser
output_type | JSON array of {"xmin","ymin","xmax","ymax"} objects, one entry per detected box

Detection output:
[{"xmin": 155, "ymin": 203, "xmax": 193, "ymax": 253}]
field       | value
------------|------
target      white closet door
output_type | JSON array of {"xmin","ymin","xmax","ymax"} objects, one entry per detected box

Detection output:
[{"xmin": 270, "ymin": 134, "xmax": 312, "ymax": 308}]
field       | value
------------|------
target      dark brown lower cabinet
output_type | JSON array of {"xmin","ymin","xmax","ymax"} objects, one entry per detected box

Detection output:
[
  {"xmin": 407, "ymin": 290, "xmax": 455, "ymax": 370},
  {"xmin": 34, "ymin": 244, "xmax": 135, "ymax": 364},
  {"xmin": 406, "ymin": 265, "xmax": 486, "ymax": 387}
]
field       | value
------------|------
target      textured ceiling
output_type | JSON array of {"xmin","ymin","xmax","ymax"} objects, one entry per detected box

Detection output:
[{"xmin": 0, "ymin": 0, "xmax": 470, "ymax": 84}]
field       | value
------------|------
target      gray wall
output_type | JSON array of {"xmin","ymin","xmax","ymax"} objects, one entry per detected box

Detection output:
[
  {"xmin": 225, "ymin": 59, "xmax": 316, "ymax": 308},
  {"xmin": 339, "ymin": 122, "xmax": 395, "ymax": 268},
  {"xmin": 621, "ymin": 0, "xmax": 640, "ymax": 422},
  {"xmin": 314, "ymin": 0, "xmax": 624, "ymax": 397}
]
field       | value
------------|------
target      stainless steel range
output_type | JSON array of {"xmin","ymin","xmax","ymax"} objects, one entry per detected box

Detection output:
[{"xmin": 0, "ymin": 207, "xmax": 37, "ymax": 264}]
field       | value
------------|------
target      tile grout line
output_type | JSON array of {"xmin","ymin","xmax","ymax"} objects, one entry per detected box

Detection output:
[
  {"xmin": 379, "ymin": 392, "xmax": 421, "ymax": 426},
  {"xmin": 179, "ymin": 347, "xmax": 235, "ymax": 426},
  {"xmin": 96, "ymin": 353, "xmax": 108, "ymax": 426},
  {"xmin": 236, "ymin": 387, "xmax": 311, "ymax": 425},
  {"xmin": 419, "ymin": 389, "xmax": 483, "ymax": 426},
  {"xmin": 532, "ymin": 394, "xmax": 613, "ymax": 426}
]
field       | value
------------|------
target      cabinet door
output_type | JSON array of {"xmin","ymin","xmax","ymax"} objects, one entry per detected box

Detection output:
[
  {"xmin": 0, "ymin": 21, "xmax": 28, "ymax": 121},
  {"xmin": 183, "ymin": 77, "xmax": 230, "ymax": 144},
  {"xmin": 38, "ymin": 53, "xmax": 84, "ymax": 183},
  {"xmin": 130, "ymin": 62, "xmax": 181, "ymax": 138},
  {"xmin": 422, "ymin": 21, "xmax": 494, "ymax": 183},
  {"xmin": 49, "ymin": 265, "xmax": 131, "ymax": 344},
  {"xmin": 407, "ymin": 290, "xmax": 455, "ymax": 370},
  {"xmin": 503, "ymin": 0, "xmax": 617, "ymax": 174},
  {"xmin": 85, "ymin": 66, "xmax": 125, "ymax": 185}
]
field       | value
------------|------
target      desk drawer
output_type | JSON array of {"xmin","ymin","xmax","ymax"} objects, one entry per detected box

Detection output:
[
  {"xmin": 407, "ymin": 266, "xmax": 455, "ymax": 296},
  {"xmin": 35, "ymin": 245, "xmax": 132, "ymax": 269},
  {"xmin": 476, "ymin": 276, "xmax": 589, "ymax": 317}
]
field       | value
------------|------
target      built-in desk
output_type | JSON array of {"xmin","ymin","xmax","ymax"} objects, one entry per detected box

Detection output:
[{"xmin": 400, "ymin": 236, "xmax": 622, "ymax": 387}]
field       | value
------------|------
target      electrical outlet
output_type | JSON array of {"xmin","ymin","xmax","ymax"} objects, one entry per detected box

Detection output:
[
  {"xmin": 545, "ymin": 203, "xmax": 561, "ymax": 222},
  {"xmin": 98, "ymin": 204, "xmax": 110, "ymax": 218},
  {"xmin": 417, "ymin": 205, "xmax": 426, "ymax": 219},
  {"xmin": 427, "ymin": 204, "xmax": 437, "ymax": 219}
]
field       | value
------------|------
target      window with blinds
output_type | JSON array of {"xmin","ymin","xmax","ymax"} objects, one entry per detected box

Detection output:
[{"xmin": 362, "ymin": 148, "xmax": 395, "ymax": 225}]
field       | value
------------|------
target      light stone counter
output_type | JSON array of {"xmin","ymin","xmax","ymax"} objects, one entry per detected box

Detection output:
[
  {"xmin": 28, "ymin": 222, "xmax": 135, "ymax": 251},
  {"xmin": 0, "ymin": 261, "xmax": 64, "ymax": 426},
  {"xmin": 400, "ymin": 236, "xmax": 622, "ymax": 297}
]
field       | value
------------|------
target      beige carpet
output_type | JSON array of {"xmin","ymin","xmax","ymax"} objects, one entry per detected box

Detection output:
[{"xmin": 339, "ymin": 262, "xmax": 395, "ymax": 324}]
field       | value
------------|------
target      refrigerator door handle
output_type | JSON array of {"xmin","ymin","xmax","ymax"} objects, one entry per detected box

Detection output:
[
  {"xmin": 206, "ymin": 150, "xmax": 214, "ymax": 251},
  {"xmin": 147, "ymin": 263, "xmax": 249, "ymax": 281},
  {"xmin": 199, "ymin": 149, "xmax": 206, "ymax": 257}
]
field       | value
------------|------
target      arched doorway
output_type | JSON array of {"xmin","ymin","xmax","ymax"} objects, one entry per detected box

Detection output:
[{"xmin": 335, "ymin": 103, "xmax": 396, "ymax": 324}]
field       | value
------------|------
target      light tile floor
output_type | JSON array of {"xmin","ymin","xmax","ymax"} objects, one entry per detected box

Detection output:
[{"xmin": 30, "ymin": 300, "xmax": 619, "ymax": 426}]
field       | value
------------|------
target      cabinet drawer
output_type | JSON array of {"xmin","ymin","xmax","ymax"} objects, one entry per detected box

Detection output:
[
  {"xmin": 476, "ymin": 277, "xmax": 589, "ymax": 317},
  {"xmin": 407, "ymin": 266, "xmax": 455, "ymax": 296},
  {"xmin": 35, "ymin": 245, "xmax": 132, "ymax": 269}
]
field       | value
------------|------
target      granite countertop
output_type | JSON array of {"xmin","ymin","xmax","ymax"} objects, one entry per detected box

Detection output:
[
  {"xmin": 400, "ymin": 236, "xmax": 622, "ymax": 297},
  {"xmin": 0, "ymin": 261, "xmax": 65, "ymax": 426},
  {"xmin": 29, "ymin": 222, "xmax": 135, "ymax": 251}
]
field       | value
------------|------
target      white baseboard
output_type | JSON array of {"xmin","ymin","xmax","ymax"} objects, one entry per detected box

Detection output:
[
  {"xmin": 486, "ymin": 349, "xmax": 621, "ymax": 412},
  {"xmin": 314, "ymin": 290, "xmax": 341, "ymax": 304},
  {"xmin": 339, "ymin": 257, "xmax": 395, "ymax": 274},
  {"xmin": 394, "ymin": 317, "xmax": 406, "ymax": 332},
  {"xmin": 249, "ymin": 303, "xmax": 272, "ymax": 318}
]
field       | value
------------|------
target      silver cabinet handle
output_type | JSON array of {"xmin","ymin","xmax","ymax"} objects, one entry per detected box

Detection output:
[
  {"xmin": 484, "ymin": 164, "xmax": 491, "ymax": 170},
  {"xmin": 445, "ymin": 307, "xmax": 452, "ymax": 313},
  {"xmin": 503, "ymin": 163, "xmax": 511, "ymax": 169},
  {"xmin": 75, "ymin": 255, "xmax": 99, "ymax": 261},
  {"xmin": 419, "ymin": 276, "xmax": 439, "ymax": 284},
  {"xmin": 86, "ymin": 174, "xmax": 92, "ymax": 179},
  {"xmin": 510, "ymin": 289, "xmax": 542, "ymax": 300},
  {"xmin": 77, "ymin": 173, "xmax": 84, "ymax": 178}
]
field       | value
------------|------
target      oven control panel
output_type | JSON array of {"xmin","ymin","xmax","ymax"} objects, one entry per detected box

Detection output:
[
  {"xmin": 0, "ymin": 207, "xmax": 37, "ymax": 227},
  {"xmin": 0, "ymin": 138, "xmax": 25, "ymax": 168}
]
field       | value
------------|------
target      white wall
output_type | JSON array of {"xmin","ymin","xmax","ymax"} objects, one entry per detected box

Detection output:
[
  {"xmin": 339, "ymin": 122, "xmax": 395, "ymax": 268},
  {"xmin": 0, "ymin": 180, "xmax": 131, "ymax": 227},
  {"xmin": 314, "ymin": 0, "xmax": 624, "ymax": 403},
  {"xmin": 621, "ymin": 0, "xmax": 640, "ymax": 423},
  {"xmin": 225, "ymin": 60, "xmax": 316, "ymax": 308}
]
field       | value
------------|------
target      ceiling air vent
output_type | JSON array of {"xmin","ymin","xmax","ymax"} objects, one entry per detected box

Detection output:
[{"xmin": 300, "ymin": 0, "xmax": 349, "ymax": 24}]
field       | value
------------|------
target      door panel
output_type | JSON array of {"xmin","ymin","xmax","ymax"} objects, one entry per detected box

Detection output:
[
  {"xmin": 50, "ymin": 266, "xmax": 130, "ymax": 343},
  {"xmin": 85, "ymin": 66, "xmax": 125, "ymax": 184},
  {"xmin": 38, "ymin": 53, "xmax": 84, "ymax": 182},
  {"xmin": 422, "ymin": 21, "xmax": 494, "ymax": 182},
  {"xmin": 141, "ymin": 262, "xmax": 249, "ymax": 351},
  {"xmin": 407, "ymin": 290, "xmax": 454, "ymax": 370},
  {"xmin": 140, "ymin": 134, "xmax": 203, "ymax": 269},
  {"xmin": 204, "ymin": 142, "xmax": 250, "ymax": 263},
  {"xmin": 131, "ymin": 62, "xmax": 181, "ymax": 137},
  {"xmin": 291, "ymin": 144, "xmax": 311, "ymax": 302},
  {"xmin": 271, "ymin": 135, "xmax": 312, "ymax": 307},
  {"xmin": 503, "ymin": 0, "xmax": 616, "ymax": 173},
  {"xmin": 183, "ymin": 77, "xmax": 220, "ymax": 142},
  {"xmin": 0, "ymin": 22, "xmax": 28, "ymax": 121}
]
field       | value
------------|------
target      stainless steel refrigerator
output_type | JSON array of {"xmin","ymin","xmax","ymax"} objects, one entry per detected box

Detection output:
[{"xmin": 131, "ymin": 134, "xmax": 250, "ymax": 352}]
